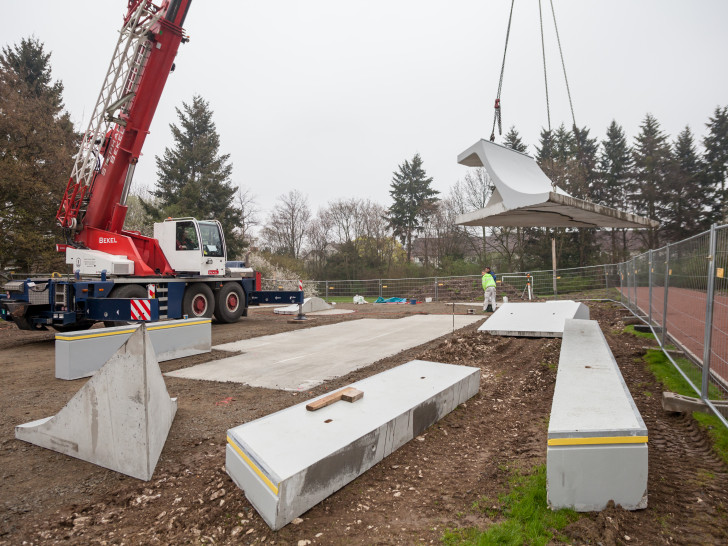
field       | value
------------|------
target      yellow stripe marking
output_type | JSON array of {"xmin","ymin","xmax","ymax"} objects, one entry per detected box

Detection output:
[
  {"xmin": 148, "ymin": 319, "xmax": 211, "ymax": 331},
  {"xmin": 56, "ymin": 319, "xmax": 211, "ymax": 340},
  {"xmin": 548, "ymin": 436, "xmax": 648, "ymax": 446},
  {"xmin": 226, "ymin": 436, "xmax": 279, "ymax": 495},
  {"xmin": 56, "ymin": 329, "xmax": 136, "ymax": 341}
]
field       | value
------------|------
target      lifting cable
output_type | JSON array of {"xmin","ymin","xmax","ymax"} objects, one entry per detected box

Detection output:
[
  {"xmin": 549, "ymin": 0, "xmax": 577, "ymax": 131},
  {"xmin": 490, "ymin": 0, "xmax": 515, "ymax": 142},
  {"xmin": 538, "ymin": 0, "xmax": 551, "ymax": 132}
]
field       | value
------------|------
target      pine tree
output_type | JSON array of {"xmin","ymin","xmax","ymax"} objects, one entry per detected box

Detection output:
[
  {"xmin": 502, "ymin": 126, "xmax": 528, "ymax": 153},
  {"xmin": 386, "ymin": 153, "xmax": 439, "ymax": 262},
  {"xmin": 143, "ymin": 95, "xmax": 244, "ymax": 258},
  {"xmin": 703, "ymin": 106, "xmax": 728, "ymax": 222},
  {"xmin": 631, "ymin": 114, "xmax": 672, "ymax": 248},
  {"xmin": 0, "ymin": 38, "xmax": 76, "ymax": 271},
  {"xmin": 663, "ymin": 126, "xmax": 710, "ymax": 241},
  {"xmin": 598, "ymin": 121, "xmax": 633, "ymax": 261}
]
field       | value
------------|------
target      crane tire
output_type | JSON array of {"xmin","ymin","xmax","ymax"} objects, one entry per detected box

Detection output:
[
  {"xmin": 104, "ymin": 284, "xmax": 147, "ymax": 327},
  {"xmin": 214, "ymin": 282, "xmax": 245, "ymax": 323},
  {"xmin": 183, "ymin": 283, "xmax": 215, "ymax": 319}
]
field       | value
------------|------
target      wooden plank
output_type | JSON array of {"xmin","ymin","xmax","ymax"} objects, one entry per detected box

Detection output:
[{"xmin": 306, "ymin": 387, "xmax": 364, "ymax": 411}]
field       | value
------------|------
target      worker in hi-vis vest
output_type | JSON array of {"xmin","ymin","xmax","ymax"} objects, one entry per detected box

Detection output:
[{"xmin": 482, "ymin": 266, "xmax": 497, "ymax": 313}]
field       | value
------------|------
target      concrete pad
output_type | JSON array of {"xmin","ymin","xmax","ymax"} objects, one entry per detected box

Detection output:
[
  {"xmin": 16, "ymin": 326, "xmax": 177, "ymax": 481},
  {"xmin": 226, "ymin": 360, "xmax": 480, "ymax": 529},
  {"xmin": 547, "ymin": 319, "xmax": 648, "ymax": 511},
  {"xmin": 307, "ymin": 309, "xmax": 354, "ymax": 316},
  {"xmin": 166, "ymin": 315, "xmax": 482, "ymax": 390},
  {"xmin": 274, "ymin": 297, "xmax": 332, "ymax": 315},
  {"xmin": 478, "ymin": 300, "xmax": 589, "ymax": 337},
  {"xmin": 55, "ymin": 318, "xmax": 211, "ymax": 380}
]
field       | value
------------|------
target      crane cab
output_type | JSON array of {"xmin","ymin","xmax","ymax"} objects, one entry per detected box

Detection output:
[{"xmin": 154, "ymin": 218, "xmax": 226, "ymax": 276}]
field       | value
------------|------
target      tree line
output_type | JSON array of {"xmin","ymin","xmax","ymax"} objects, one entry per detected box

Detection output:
[{"xmin": 1, "ymin": 37, "xmax": 727, "ymax": 280}]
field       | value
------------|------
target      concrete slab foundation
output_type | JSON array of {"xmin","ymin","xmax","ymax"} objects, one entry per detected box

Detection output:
[
  {"xmin": 478, "ymin": 300, "xmax": 589, "ymax": 337},
  {"xmin": 166, "ymin": 314, "xmax": 482, "ymax": 390},
  {"xmin": 547, "ymin": 319, "xmax": 648, "ymax": 511},
  {"xmin": 226, "ymin": 360, "xmax": 480, "ymax": 530},
  {"xmin": 55, "ymin": 318, "xmax": 211, "ymax": 380},
  {"xmin": 274, "ymin": 297, "xmax": 332, "ymax": 315},
  {"xmin": 16, "ymin": 326, "xmax": 177, "ymax": 481}
]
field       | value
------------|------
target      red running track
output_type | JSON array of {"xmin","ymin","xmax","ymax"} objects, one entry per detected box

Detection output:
[{"xmin": 621, "ymin": 286, "xmax": 728, "ymax": 388}]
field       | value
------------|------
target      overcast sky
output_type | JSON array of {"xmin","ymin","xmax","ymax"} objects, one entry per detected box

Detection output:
[{"xmin": 2, "ymin": 0, "xmax": 727, "ymax": 224}]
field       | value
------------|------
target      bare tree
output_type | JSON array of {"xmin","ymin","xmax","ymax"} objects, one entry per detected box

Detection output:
[
  {"xmin": 449, "ymin": 168, "xmax": 492, "ymax": 264},
  {"xmin": 261, "ymin": 190, "xmax": 311, "ymax": 258},
  {"xmin": 235, "ymin": 186, "xmax": 260, "ymax": 245},
  {"xmin": 306, "ymin": 210, "xmax": 333, "ymax": 277}
]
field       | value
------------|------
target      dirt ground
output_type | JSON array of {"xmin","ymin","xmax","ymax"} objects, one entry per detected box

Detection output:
[{"xmin": 1, "ymin": 301, "xmax": 727, "ymax": 545}]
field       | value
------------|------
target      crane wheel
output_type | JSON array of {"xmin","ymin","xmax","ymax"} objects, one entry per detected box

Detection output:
[
  {"xmin": 214, "ymin": 282, "xmax": 245, "ymax": 323},
  {"xmin": 183, "ymin": 284, "xmax": 215, "ymax": 319}
]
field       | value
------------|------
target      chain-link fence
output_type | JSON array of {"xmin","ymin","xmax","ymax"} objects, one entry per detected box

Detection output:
[{"xmin": 264, "ymin": 224, "xmax": 728, "ymax": 425}]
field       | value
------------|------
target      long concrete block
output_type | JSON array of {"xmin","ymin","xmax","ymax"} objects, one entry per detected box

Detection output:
[
  {"xmin": 16, "ymin": 326, "xmax": 177, "ymax": 481},
  {"xmin": 55, "ymin": 318, "xmax": 211, "ymax": 380},
  {"xmin": 226, "ymin": 360, "xmax": 480, "ymax": 529},
  {"xmin": 478, "ymin": 300, "xmax": 589, "ymax": 337},
  {"xmin": 547, "ymin": 319, "xmax": 647, "ymax": 511}
]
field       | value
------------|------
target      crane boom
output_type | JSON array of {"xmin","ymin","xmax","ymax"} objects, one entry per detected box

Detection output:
[{"xmin": 56, "ymin": 0, "xmax": 191, "ymax": 276}]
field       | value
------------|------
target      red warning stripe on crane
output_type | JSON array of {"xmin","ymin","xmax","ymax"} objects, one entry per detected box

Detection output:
[{"xmin": 131, "ymin": 299, "xmax": 151, "ymax": 321}]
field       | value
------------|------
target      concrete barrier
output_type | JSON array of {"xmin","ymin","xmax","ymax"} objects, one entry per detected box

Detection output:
[
  {"xmin": 547, "ymin": 319, "xmax": 648, "ymax": 511},
  {"xmin": 478, "ymin": 300, "xmax": 589, "ymax": 337},
  {"xmin": 226, "ymin": 360, "xmax": 480, "ymax": 529},
  {"xmin": 55, "ymin": 318, "xmax": 211, "ymax": 380},
  {"xmin": 16, "ymin": 326, "xmax": 177, "ymax": 481}
]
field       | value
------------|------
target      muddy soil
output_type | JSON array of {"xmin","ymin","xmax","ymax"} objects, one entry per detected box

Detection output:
[{"xmin": 1, "ymin": 302, "xmax": 727, "ymax": 545}]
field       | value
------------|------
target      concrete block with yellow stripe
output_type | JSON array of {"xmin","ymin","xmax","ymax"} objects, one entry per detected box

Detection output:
[
  {"xmin": 225, "ymin": 360, "xmax": 480, "ymax": 530},
  {"xmin": 547, "ymin": 319, "xmax": 648, "ymax": 511},
  {"xmin": 55, "ymin": 318, "xmax": 211, "ymax": 380}
]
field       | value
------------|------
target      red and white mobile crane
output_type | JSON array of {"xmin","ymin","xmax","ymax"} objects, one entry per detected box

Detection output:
[{"xmin": 1, "ymin": 0, "xmax": 302, "ymax": 331}]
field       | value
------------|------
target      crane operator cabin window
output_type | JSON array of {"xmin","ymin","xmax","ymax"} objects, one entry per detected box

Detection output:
[
  {"xmin": 199, "ymin": 221, "xmax": 224, "ymax": 257},
  {"xmin": 176, "ymin": 221, "xmax": 199, "ymax": 251}
]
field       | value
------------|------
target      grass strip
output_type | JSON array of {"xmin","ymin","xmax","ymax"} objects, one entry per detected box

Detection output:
[
  {"xmin": 442, "ymin": 465, "xmax": 579, "ymax": 545},
  {"xmin": 623, "ymin": 327, "xmax": 728, "ymax": 466}
]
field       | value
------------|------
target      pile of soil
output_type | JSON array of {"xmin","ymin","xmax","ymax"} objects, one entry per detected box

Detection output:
[{"xmin": 1, "ymin": 302, "xmax": 727, "ymax": 544}]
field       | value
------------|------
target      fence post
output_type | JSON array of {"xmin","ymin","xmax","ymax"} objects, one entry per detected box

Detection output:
[
  {"xmin": 434, "ymin": 277, "xmax": 438, "ymax": 302},
  {"xmin": 378, "ymin": 279, "xmax": 382, "ymax": 299},
  {"xmin": 662, "ymin": 245, "xmax": 670, "ymax": 347},
  {"xmin": 633, "ymin": 258, "xmax": 637, "ymax": 313},
  {"xmin": 648, "ymin": 249, "xmax": 653, "ymax": 326},
  {"xmin": 325, "ymin": 280, "xmax": 329, "ymax": 302},
  {"xmin": 702, "ymin": 224, "xmax": 718, "ymax": 399}
]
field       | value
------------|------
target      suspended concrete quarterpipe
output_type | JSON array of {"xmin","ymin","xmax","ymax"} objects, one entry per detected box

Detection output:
[
  {"xmin": 455, "ymin": 139, "xmax": 658, "ymax": 294},
  {"xmin": 455, "ymin": 139, "xmax": 659, "ymax": 230}
]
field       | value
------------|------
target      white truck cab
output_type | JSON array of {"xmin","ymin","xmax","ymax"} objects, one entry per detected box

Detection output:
[{"xmin": 155, "ymin": 218, "xmax": 227, "ymax": 275}]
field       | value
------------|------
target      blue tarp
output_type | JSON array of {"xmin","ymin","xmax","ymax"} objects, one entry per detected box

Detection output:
[{"xmin": 374, "ymin": 297, "xmax": 409, "ymax": 303}]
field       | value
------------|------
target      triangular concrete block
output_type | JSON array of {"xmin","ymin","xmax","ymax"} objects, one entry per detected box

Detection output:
[
  {"xmin": 273, "ymin": 297, "xmax": 332, "ymax": 315},
  {"xmin": 16, "ymin": 325, "xmax": 177, "ymax": 481}
]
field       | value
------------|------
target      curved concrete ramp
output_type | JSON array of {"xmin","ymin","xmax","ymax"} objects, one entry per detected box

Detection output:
[
  {"xmin": 273, "ymin": 297, "xmax": 332, "ymax": 315},
  {"xmin": 455, "ymin": 139, "xmax": 659, "ymax": 229},
  {"xmin": 15, "ymin": 326, "xmax": 177, "ymax": 481},
  {"xmin": 478, "ymin": 300, "xmax": 589, "ymax": 337}
]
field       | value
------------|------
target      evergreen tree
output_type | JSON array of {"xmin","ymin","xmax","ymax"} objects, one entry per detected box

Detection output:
[
  {"xmin": 0, "ymin": 37, "xmax": 76, "ymax": 271},
  {"xmin": 664, "ymin": 126, "xmax": 710, "ymax": 241},
  {"xmin": 631, "ymin": 113, "xmax": 672, "ymax": 248},
  {"xmin": 703, "ymin": 106, "xmax": 728, "ymax": 222},
  {"xmin": 597, "ymin": 121, "xmax": 633, "ymax": 261},
  {"xmin": 386, "ymin": 153, "xmax": 439, "ymax": 261},
  {"xmin": 143, "ymin": 95, "xmax": 244, "ymax": 258},
  {"xmin": 502, "ymin": 126, "xmax": 528, "ymax": 153}
]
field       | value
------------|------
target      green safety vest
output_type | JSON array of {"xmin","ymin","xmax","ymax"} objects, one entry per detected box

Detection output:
[{"xmin": 482, "ymin": 274, "xmax": 496, "ymax": 290}]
